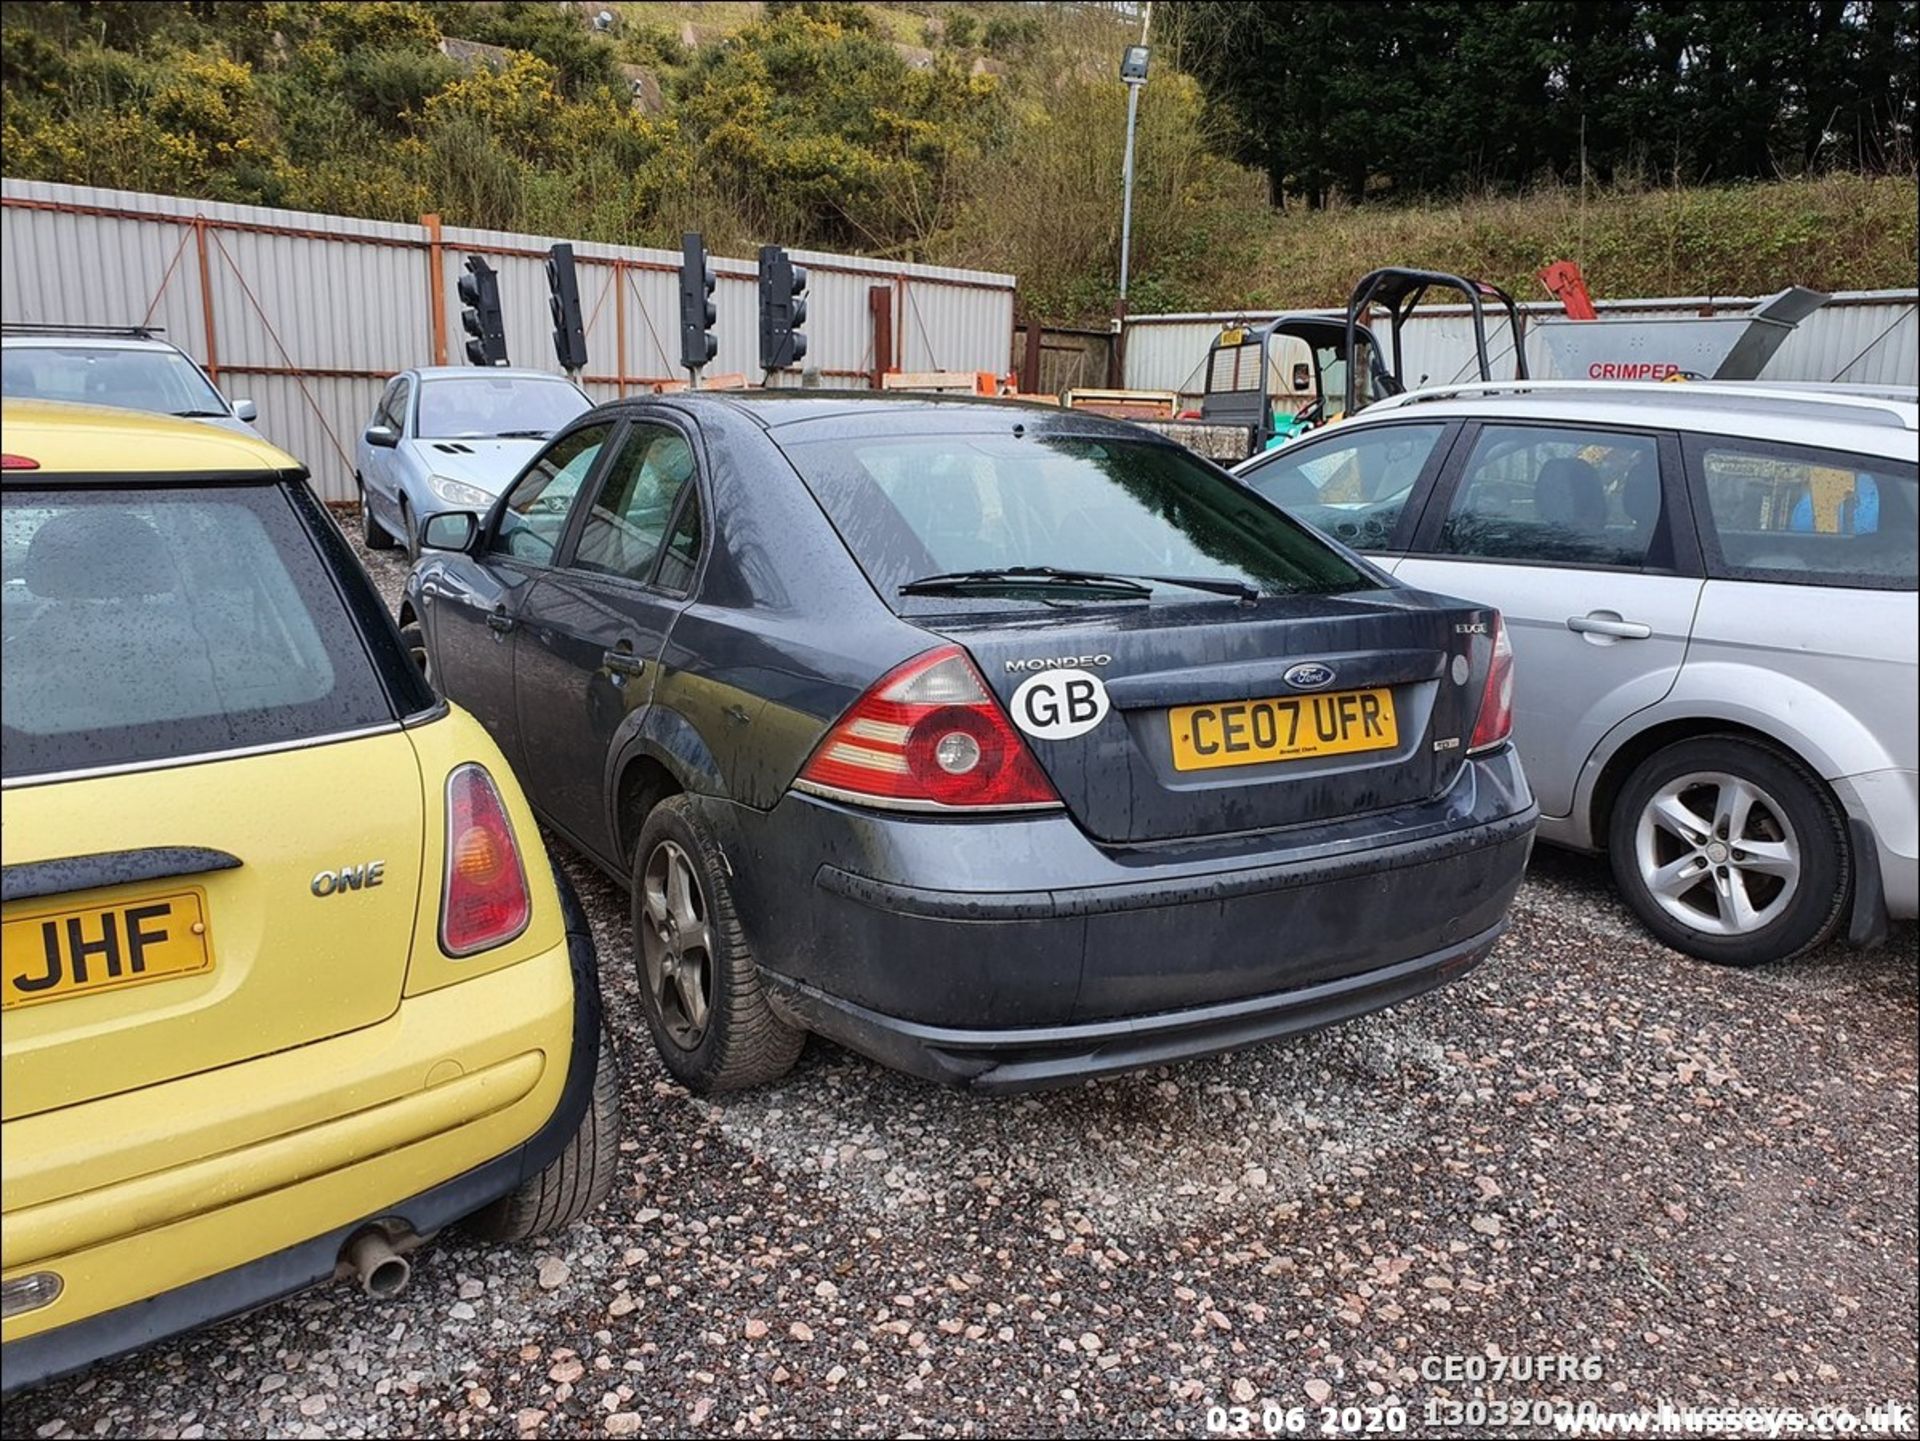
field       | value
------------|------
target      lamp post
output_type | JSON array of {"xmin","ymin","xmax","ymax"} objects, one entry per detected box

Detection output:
[{"xmin": 1111, "ymin": 41, "xmax": 1150, "ymax": 386}]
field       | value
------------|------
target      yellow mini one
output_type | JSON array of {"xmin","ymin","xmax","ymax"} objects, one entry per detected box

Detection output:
[{"xmin": 0, "ymin": 401, "xmax": 618, "ymax": 1391}]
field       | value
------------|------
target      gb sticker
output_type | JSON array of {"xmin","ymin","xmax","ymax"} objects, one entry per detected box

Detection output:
[{"xmin": 1010, "ymin": 668, "xmax": 1110, "ymax": 741}]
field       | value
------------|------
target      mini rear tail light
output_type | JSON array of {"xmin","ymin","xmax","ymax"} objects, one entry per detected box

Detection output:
[
  {"xmin": 1, "ymin": 453, "xmax": 40, "ymax": 470},
  {"xmin": 441, "ymin": 763, "xmax": 532, "ymax": 956},
  {"xmin": 796, "ymin": 645, "xmax": 1061, "ymax": 812},
  {"xmin": 2, "ymin": 1271, "xmax": 62, "ymax": 1319},
  {"xmin": 1467, "ymin": 612, "xmax": 1515, "ymax": 754}
]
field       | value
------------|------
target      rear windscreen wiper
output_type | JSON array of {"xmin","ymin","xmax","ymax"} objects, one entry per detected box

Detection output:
[
  {"xmin": 1130, "ymin": 574, "xmax": 1262, "ymax": 600},
  {"xmin": 899, "ymin": 566, "xmax": 1152, "ymax": 598}
]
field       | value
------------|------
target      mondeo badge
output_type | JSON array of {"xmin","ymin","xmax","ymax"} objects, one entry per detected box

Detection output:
[{"xmin": 1284, "ymin": 662, "xmax": 1337, "ymax": 690}]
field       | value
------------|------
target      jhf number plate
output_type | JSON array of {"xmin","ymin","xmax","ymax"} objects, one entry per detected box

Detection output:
[{"xmin": 2, "ymin": 889, "xmax": 213, "ymax": 1011}]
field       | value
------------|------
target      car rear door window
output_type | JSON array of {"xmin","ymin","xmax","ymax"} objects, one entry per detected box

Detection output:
[
  {"xmin": 1436, "ymin": 424, "xmax": 1668, "ymax": 568},
  {"xmin": 1239, "ymin": 422, "xmax": 1448, "ymax": 551},
  {"xmin": 488, "ymin": 422, "xmax": 612, "ymax": 566},
  {"xmin": 1686, "ymin": 436, "xmax": 1916, "ymax": 589},
  {"xmin": 2, "ymin": 484, "xmax": 394, "ymax": 781},
  {"xmin": 571, "ymin": 424, "xmax": 696, "ymax": 583},
  {"xmin": 654, "ymin": 487, "xmax": 703, "ymax": 594}
]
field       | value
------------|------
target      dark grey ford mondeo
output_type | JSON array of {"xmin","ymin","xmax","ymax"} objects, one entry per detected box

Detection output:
[{"xmin": 402, "ymin": 393, "xmax": 1535, "ymax": 1093}]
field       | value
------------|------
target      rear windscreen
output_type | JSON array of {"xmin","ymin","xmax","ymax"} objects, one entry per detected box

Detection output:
[
  {"xmin": 3, "ymin": 485, "xmax": 393, "ymax": 780},
  {"xmin": 779, "ymin": 431, "xmax": 1372, "ymax": 606}
]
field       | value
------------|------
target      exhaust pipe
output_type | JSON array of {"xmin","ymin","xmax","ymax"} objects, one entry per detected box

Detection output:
[{"xmin": 342, "ymin": 1229, "xmax": 412, "ymax": 1299}]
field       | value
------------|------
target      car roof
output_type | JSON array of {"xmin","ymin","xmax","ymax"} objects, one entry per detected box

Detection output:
[
  {"xmin": 618, "ymin": 389, "xmax": 1151, "ymax": 439},
  {"xmin": 1353, "ymin": 380, "xmax": 1919, "ymax": 458},
  {"xmin": 2, "ymin": 333, "xmax": 184, "ymax": 354},
  {"xmin": 0, "ymin": 399, "xmax": 300, "ymax": 478},
  {"xmin": 407, "ymin": 366, "xmax": 582, "ymax": 383}
]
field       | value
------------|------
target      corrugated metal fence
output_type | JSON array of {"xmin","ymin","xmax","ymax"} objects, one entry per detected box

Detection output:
[
  {"xmin": 1124, "ymin": 290, "xmax": 1919, "ymax": 406},
  {"xmin": 0, "ymin": 179, "xmax": 1016, "ymax": 501}
]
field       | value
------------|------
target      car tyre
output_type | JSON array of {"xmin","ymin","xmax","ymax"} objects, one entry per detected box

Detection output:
[
  {"xmin": 399, "ymin": 620, "xmax": 431, "ymax": 682},
  {"xmin": 400, "ymin": 497, "xmax": 419, "ymax": 561},
  {"xmin": 359, "ymin": 477, "xmax": 394, "ymax": 551},
  {"xmin": 633, "ymin": 795, "xmax": 803, "ymax": 1093},
  {"xmin": 463, "ymin": 1031, "xmax": 621, "ymax": 1242},
  {"xmin": 1608, "ymin": 735, "xmax": 1849, "ymax": 966}
]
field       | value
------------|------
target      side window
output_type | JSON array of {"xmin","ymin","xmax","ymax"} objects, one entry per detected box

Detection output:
[
  {"xmin": 655, "ymin": 487, "xmax": 703, "ymax": 593},
  {"xmin": 489, "ymin": 423, "xmax": 613, "ymax": 565},
  {"xmin": 1690, "ymin": 437, "xmax": 1916, "ymax": 589},
  {"xmin": 373, "ymin": 380, "xmax": 404, "ymax": 432},
  {"xmin": 572, "ymin": 424, "xmax": 697, "ymax": 583},
  {"xmin": 1240, "ymin": 422, "xmax": 1447, "ymax": 551},
  {"xmin": 1437, "ymin": 424, "xmax": 1666, "ymax": 568}
]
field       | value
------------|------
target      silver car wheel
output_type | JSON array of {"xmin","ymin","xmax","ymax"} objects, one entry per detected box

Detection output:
[
  {"xmin": 640, "ymin": 839, "xmax": 713, "ymax": 1051},
  {"xmin": 1634, "ymin": 770, "xmax": 1801, "ymax": 937}
]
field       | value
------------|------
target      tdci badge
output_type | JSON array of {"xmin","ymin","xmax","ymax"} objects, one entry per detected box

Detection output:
[{"xmin": 1009, "ymin": 668, "xmax": 1110, "ymax": 740}]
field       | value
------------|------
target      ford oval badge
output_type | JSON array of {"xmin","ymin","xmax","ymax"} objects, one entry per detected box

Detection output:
[{"xmin": 1285, "ymin": 662, "xmax": 1337, "ymax": 690}]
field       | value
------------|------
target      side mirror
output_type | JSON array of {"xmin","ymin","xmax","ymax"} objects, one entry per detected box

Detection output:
[
  {"xmin": 1291, "ymin": 363, "xmax": 1311, "ymax": 393},
  {"xmin": 231, "ymin": 397, "xmax": 258, "ymax": 423},
  {"xmin": 364, "ymin": 423, "xmax": 399, "ymax": 449},
  {"xmin": 420, "ymin": 510, "xmax": 479, "ymax": 553}
]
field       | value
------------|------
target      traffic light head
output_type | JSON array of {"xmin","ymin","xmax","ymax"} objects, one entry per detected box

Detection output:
[
  {"xmin": 458, "ymin": 255, "xmax": 508, "ymax": 367},
  {"xmin": 680, "ymin": 233, "xmax": 719, "ymax": 372},
  {"xmin": 757, "ymin": 245, "xmax": 810, "ymax": 371},
  {"xmin": 545, "ymin": 243, "xmax": 588, "ymax": 373}
]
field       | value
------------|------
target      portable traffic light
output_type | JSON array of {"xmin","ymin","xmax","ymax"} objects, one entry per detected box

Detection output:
[
  {"xmin": 545, "ymin": 243, "xmax": 588, "ymax": 374},
  {"xmin": 458, "ymin": 255, "xmax": 508, "ymax": 367},
  {"xmin": 678, "ymin": 232, "xmax": 718, "ymax": 376},
  {"xmin": 757, "ymin": 245, "xmax": 809, "ymax": 372}
]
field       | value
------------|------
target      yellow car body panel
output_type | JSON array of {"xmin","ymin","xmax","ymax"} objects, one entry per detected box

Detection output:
[
  {"xmin": 1, "ymin": 400, "xmax": 592, "ymax": 1379},
  {"xmin": 1, "ymin": 398, "xmax": 299, "ymax": 475},
  {"xmin": 0, "ymin": 942, "xmax": 572, "ymax": 1340}
]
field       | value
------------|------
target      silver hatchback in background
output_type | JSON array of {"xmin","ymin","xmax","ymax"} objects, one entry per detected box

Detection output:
[
  {"xmin": 1236, "ymin": 381, "xmax": 1917, "ymax": 965},
  {"xmin": 355, "ymin": 366, "xmax": 591, "ymax": 556}
]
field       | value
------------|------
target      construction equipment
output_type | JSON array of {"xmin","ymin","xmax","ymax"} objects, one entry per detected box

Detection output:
[
  {"xmin": 1343, "ymin": 267, "xmax": 1529, "ymax": 414},
  {"xmin": 1530, "ymin": 263, "xmax": 1830, "ymax": 382}
]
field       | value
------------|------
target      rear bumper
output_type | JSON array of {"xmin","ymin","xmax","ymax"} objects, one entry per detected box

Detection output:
[
  {"xmin": 0, "ymin": 872, "xmax": 602, "ymax": 1394},
  {"xmin": 712, "ymin": 747, "xmax": 1535, "ymax": 1087},
  {"xmin": 764, "ymin": 921, "xmax": 1503, "ymax": 1093}
]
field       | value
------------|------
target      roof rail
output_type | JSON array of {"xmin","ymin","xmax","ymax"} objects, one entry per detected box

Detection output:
[
  {"xmin": 1365, "ymin": 378, "xmax": 1918, "ymax": 430},
  {"xmin": 1, "ymin": 322, "xmax": 166, "ymax": 338}
]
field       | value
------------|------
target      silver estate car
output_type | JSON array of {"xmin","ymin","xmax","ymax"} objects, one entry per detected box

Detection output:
[
  {"xmin": 1, "ymin": 325, "xmax": 261, "ymax": 436},
  {"xmin": 356, "ymin": 366, "xmax": 590, "ymax": 555},
  {"xmin": 1236, "ymin": 381, "xmax": 1917, "ymax": 966}
]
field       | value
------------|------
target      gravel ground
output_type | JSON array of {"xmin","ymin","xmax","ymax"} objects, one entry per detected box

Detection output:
[{"xmin": 9, "ymin": 525, "xmax": 1915, "ymax": 1439}]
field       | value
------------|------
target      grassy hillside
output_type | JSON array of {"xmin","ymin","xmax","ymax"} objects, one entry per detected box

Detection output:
[
  {"xmin": 1231, "ymin": 173, "xmax": 1918, "ymax": 312},
  {"xmin": 1, "ymin": 0, "xmax": 1912, "ymax": 322}
]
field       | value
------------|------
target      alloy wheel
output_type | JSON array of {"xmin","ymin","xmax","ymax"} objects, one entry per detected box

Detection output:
[
  {"xmin": 640, "ymin": 839, "xmax": 714, "ymax": 1050},
  {"xmin": 1634, "ymin": 770, "xmax": 1801, "ymax": 937}
]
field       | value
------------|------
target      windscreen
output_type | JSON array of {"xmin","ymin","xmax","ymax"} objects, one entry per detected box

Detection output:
[
  {"xmin": 780, "ymin": 431, "xmax": 1373, "ymax": 605},
  {"xmin": 2, "ymin": 484, "xmax": 393, "ymax": 779},
  {"xmin": 416, "ymin": 376, "xmax": 591, "ymax": 439},
  {"xmin": 1, "ymin": 345, "xmax": 227, "ymax": 418}
]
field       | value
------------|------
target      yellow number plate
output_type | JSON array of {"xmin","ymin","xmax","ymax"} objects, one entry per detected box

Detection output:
[
  {"xmin": 3, "ymin": 889, "xmax": 212, "ymax": 1011},
  {"xmin": 1170, "ymin": 688, "xmax": 1399, "ymax": 771}
]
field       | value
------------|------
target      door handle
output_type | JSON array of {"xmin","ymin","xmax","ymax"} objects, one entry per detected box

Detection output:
[
  {"xmin": 603, "ymin": 648, "xmax": 646, "ymax": 677},
  {"xmin": 1566, "ymin": 614, "xmax": 1652, "ymax": 640},
  {"xmin": 486, "ymin": 610, "xmax": 516, "ymax": 635}
]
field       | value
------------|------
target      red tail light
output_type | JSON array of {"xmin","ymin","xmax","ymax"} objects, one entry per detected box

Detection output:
[
  {"xmin": 1468, "ymin": 613, "xmax": 1515, "ymax": 753},
  {"xmin": 796, "ymin": 645, "xmax": 1061, "ymax": 812},
  {"xmin": 1, "ymin": 454, "xmax": 40, "ymax": 470},
  {"xmin": 441, "ymin": 763, "xmax": 532, "ymax": 956}
]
